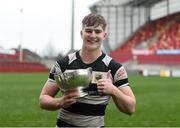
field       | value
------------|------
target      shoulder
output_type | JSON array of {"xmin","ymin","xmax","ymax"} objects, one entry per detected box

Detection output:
[
  {"xmin": 104, "ymin": 55, "xmax": 128, "ymax": 87},
  {"xmin": 56, "ymin": 52, "xmax": 77, "ymax": 62},
  {"xmin": 48, "ymin": 52, "xmax": 77, "ymax": 81},
  {"xmin": 102, "ymin": 54, "xmax": 122, "ymax": 67},
  {"xmin": 103, "ymin": 54, "xmax": 123, "ymax": 73},
  {"xmin": 56, "ymin": 52, "xmax": 77, "ymax": 71}
]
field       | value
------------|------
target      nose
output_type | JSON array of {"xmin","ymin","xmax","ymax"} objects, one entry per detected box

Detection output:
[{"xmin": 89, "ymin": 31, "xmax": 97, "ymax": 38}]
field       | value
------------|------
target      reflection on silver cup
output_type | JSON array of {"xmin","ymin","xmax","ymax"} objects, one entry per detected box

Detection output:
[{"xmin": 54, "ymin": 67, "xmax": 92, "ymax": 97}]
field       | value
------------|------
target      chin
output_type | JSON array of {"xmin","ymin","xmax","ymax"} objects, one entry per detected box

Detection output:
[
  {"xmin": 87, "ymin": 46, "xmax": 100, "ymax": 52},
  {"xmin": 83, "ymin": 41, "xmax": 101, "ymax": 51}
]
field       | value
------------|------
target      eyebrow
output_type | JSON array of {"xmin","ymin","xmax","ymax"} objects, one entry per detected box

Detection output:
[
  {"xmin": 85, "ymin": 28, "xmax": 102, "ymax": 31},
  {"xmin": 85, "ymin": 28, "xmax": 102, "ymax": 33}
]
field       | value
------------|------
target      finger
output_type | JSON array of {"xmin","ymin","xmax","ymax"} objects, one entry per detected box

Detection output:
[
  {"xmin": 97, "ymin": 82, "xmax": 103, "ymax": 86},
  {"xmin": 64, "ymin": 92, "xmax": 79, "ymax": 99},
  {"xmin": 97, "ymin": 87, "xmax": 104, "ymax": 93},
  {"xmin": 97, "ymin": 88, "xmax": 104, "ymax": 92},
  {"xmin": 97, "ymin": 79, "xmax": 107, "ymax": 84},
  {"xmin": 65, "ymin": 88, "xmax": 78, "ymax": 94},
  {"xmin": 65, "ymin": 98, "xmax": 77, "ymax": 104},
  {"xmin": 67, "ymin": 93, "xmax": 79, "ymax": 99},
  {"xmin": 97, "ymin": 85, "xmax": 104, "ymax": 91},
  {"xmin": 63, "ymin": 100, "xmax": 76, "ymax": 108}
]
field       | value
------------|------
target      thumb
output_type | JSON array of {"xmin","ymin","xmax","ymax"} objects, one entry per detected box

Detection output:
[{"xmin": 107, "ymin": 70, "xmax": 112, "ymax": 80}]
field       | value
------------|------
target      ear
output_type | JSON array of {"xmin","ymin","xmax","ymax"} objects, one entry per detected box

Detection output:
[
  {"xmin": 80, "ymin": 30, "xmax": 83, "ymax": 38},
  {"xmin": 103, "ymin": 32, "xmax": 107, "ymax": 39}
]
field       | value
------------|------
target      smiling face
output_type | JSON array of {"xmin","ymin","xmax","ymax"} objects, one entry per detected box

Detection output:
[
  {"xmin": 81, "ymin": 24, "xmax": 107, "ymax": 52},
  {"xmin": 80, "ymin": 13, "xmax": 107, "ymax": 52}
]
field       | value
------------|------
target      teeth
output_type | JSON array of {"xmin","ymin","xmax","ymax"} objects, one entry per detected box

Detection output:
[
  {"xmin": 87, "ymin": 38, "xmax": 98, "ymax": 42},
  {"xmin": 88, "ymin": 39, "xmax": 98, "ymax": 43}
]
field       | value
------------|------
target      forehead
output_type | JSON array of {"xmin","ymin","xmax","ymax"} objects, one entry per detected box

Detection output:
[{"xmin": 83, "ymin": 24, "xmax": 104, "ymax": 30}]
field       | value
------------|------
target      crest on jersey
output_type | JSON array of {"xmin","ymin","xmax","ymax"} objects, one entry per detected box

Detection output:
[{"xmin": 114, "ymin": 66, "xmax": 127, "ymax": 81}]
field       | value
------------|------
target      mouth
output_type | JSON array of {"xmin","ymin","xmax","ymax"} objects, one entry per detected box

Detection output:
[{"xmin": 87, "ymin": 38, "xmax": 99, "ymax": 44}]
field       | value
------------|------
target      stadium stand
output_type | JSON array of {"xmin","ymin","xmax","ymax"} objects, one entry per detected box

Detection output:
[
  {"xmin": 136, "ymin": 54, "xmax": 180, "ymax": 65},
  {"xmin": 90, "ymin": 0, "xmax": 180, "ymax": 68},
  {"xmin": 0, "ymin": 61, "xmax": 48, "ymax": 72},
  {"xmin": 0, "ymin": 48, "xmax": 49, "ymax": 72},
  {"xmin": 110, "ymin": 12, "xmax": 180, "ymax": 65}
]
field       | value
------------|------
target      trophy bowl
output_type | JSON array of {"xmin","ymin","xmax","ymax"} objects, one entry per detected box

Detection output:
[{"xmin": 54, "ymin": 68, "xmax": 92, "ymax": 97}]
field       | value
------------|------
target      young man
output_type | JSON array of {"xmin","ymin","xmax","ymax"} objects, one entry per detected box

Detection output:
[{"xmin": 39, "ymin": 13, "xmax": 136, "ymax": 127}]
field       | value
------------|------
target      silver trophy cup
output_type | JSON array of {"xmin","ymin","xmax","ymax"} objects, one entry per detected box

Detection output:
[{"xmin": 54, "ymin": 66, "xmax": 92, "ymax": 97}]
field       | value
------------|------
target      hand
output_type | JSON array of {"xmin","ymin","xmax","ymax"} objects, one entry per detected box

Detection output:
[
  {"xmin": 97, "ymin": 70, "xmax": 115, "ymax": 95},
  {"xmin": 60, "ymin": 89, "xmax": 79, "ymax": 108}
]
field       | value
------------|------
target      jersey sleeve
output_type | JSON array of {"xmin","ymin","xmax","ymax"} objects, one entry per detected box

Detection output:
[
  {"xmin": 114, "ymin": 66, "xmax": 129, "ymax": 87},
  {"xmin": 48, "ymin": 62, "xmax": 62, "ymax": 82},
  {"xmin": 109, "ymin": 60, "xmax": 129, "ymax": 87},
  {"xmin": 48, "ymin": 55, "xmax": 69, "ymax": 82}
]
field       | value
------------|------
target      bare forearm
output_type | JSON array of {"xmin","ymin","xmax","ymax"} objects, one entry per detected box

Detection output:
[
  {"xmin": 112, "ymin": 87, "xmax": 136, "ymax": 115},
  {"xmin": 39, "ymin": 95, "xmax": 62, "ymax": 111}
]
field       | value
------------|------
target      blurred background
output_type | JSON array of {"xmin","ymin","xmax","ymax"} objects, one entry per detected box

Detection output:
[
  {"xmin": 0, "ymin": 0, "xmax": 180, "ymax": 75},
  {"xmin": 0, "ymin": 0, "xmax": 180, "ymax": 127}
]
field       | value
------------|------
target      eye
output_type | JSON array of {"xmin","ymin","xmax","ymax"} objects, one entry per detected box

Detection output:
[
  {"xmin": 94, "ymin": 30, "xmax": 102, "ymax": 34},
  {"xmin": 85, "ymin": 29, "xmax": 93, "ymax": 34}
]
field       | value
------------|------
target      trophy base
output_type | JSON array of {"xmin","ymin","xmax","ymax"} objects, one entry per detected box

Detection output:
[{"xmin": 77, "ymin": 86, "xmax": 88, "ymax": 97}]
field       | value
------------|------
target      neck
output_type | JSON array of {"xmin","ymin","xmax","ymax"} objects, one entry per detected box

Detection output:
[{"xmin": 79, "ymin": 49, "xmax": 102, "ymax": 64}]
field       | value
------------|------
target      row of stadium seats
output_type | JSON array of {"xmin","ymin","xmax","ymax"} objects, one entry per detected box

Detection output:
[
  {"xmin": 110, "ymin": 12, "xmax": 180, "ymax": 64},
  {"xmin": 0, "ymin": 48, "xmax": 49, "ymax": 72},
  {"xmin": 0, "ymin": 49, "xmax": 42, "ymax": 62},
  {"xmin": 0, "ymin": 61, "xmax": 49, "ymax": 72},
  {"xmin": 122, "ymin": 12, "xmax": 179, "ymax": 52},
  {"xmin": 149, "ymin": 16, "xmax": 180, "ymax": 51},
  {"xmin": 0, "ymin": 52, "xmax": 22, "ymax": 61},
  {"xmin": 136, "ymin": 54, "xmax": 180, "ymax": 65}
]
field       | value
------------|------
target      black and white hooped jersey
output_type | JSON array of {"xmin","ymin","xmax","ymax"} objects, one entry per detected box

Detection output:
[{"xmin": 48, "ymin": 51, "xmax": 129, "ymax": 127}]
